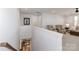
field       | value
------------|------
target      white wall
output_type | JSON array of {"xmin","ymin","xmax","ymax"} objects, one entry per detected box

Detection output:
[
  {"xmin": 41, "ymin": 13, "xmax": 64, "ymax": 28},
  {"xmin": 63, "ymin": 15, "xmax": 74, "ymax": 26},
  {"xmin": 32, "ymin": 27, "xmax": 63, "ymax": 51},
  {"xmin": 20, "ymin": 14, "xmax": 31, "ymax": 25},
  {"xmin": 20, "ymin": 13, "xmax": 42, "ymax": 39},
  {"xmin": 20, "ymin": 13, "xmax": 42, "ymax": 26},
  {"xmin": 0, "ymin": 8, "xmax": 20, "ymax": 50},
  {"xmin": 31, "ymin": 15, "xmax": 42, "ymax": 27},
  {"xmin": 20, "ymin": 26, "xmax": 32, "ymax": 39}
]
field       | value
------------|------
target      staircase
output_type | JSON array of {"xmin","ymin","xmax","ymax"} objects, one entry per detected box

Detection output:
[
  {"xmin": 0, "ymin": 42, "xmax": 17, "ymax": 51},
  {"xmin": 0, "ymin": 40, "xmax": 31, "ymax": 51},
  {"xmin": 20, "ymin": 40, "xmax": 31, "ymax": 51}
]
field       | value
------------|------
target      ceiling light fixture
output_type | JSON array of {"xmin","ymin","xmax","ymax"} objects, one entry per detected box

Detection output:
[{"xmin": 75, "ymin": 8, "xmax": 79, "ymax": 13}]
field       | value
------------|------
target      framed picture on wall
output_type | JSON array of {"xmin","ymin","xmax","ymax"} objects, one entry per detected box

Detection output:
[{"xmin": 24, "ymin": 18, "xmax": 30, "ymax": 25}]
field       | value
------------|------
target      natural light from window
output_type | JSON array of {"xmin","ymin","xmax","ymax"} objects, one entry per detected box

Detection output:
[{"xmin": 74, "ymin": 16, "xmax": 78, "ymax": 30}]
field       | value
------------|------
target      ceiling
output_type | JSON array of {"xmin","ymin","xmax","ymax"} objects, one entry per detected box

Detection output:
[{"xmin": 20, "ymin": 8, "xmax": 78, "ymax": 16}]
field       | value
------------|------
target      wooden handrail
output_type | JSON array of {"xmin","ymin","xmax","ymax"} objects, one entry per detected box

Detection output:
[{"xmin": 0, "ymin": 42, "xmax": 17, "ymax": 51}]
